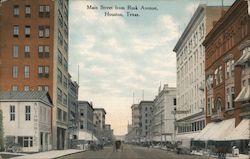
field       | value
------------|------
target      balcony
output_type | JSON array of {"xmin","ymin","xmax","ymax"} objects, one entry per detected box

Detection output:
[{"xmin": 211, "ymin": 111, "xmax": 224, "ymax": 122}]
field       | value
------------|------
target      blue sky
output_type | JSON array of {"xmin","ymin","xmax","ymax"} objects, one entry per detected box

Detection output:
[{"xmin": 69, "ymin": 0, "xmax": 235, "ymax": 135}]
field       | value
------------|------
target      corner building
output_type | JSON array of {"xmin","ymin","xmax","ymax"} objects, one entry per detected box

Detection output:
[{"xmin": 0, "ymin": 0, "xmax": 69, "ymax": 149}]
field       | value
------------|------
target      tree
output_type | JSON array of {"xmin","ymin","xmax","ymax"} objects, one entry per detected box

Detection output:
[{"xmin": 0, "ymin": 110, "xmax": 3, "ymax": 151}]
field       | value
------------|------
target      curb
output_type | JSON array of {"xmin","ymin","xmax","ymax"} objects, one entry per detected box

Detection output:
[{"xmin": 52, "ymin": 150, "xmax": 86, "ymax": 159}]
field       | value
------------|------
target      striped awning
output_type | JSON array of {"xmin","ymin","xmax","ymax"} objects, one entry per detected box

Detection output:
[{"xmin": 235, "ymin": 85, "xmax": 250, "ymax": 102}]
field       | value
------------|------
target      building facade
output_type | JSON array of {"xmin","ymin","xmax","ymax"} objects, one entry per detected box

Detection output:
[
  {"xmin": 0, "ymin": 0, "xmax": 69, "ymax": 149},
  {"xmin": 78, "ymin": 101, "xmax": 94, "ymax": 133},
  {"xmin": 201, "ymin": 0, "xmax": 249, "ymax": 153},
  {"xmin": 67, "ymin": 75, "xmax": 79, "ymax": 148},
  {"xmin": 93, "ymin": 108, "xmax": 106, "ymax": 141},
  {"xmin": 173, "ymin": 5, "xmax": 227, "ymax": 139},
  {"xmin": 138, "ymin": 101, "xmax": 153, "ymax": 141},
  {"xmin": 126, "ymin": 104, "xmax": 140, "ymax": 143},
  {"xmin": 0, "ymin": 91, "xmax": 52, "ymax": 152},
  {"xmin": 150, "ymin": 84, "xmax": 176, "ymax": 143}
]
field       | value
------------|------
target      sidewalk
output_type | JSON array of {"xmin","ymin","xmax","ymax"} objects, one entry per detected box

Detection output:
[{"xmin": 11, "ymin": 149, "xmax": 85, "ymax": 159}]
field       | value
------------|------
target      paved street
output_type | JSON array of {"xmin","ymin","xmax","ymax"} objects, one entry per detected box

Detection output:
[{"xmin": 57, "ymin": 144, "xmax": 212, "ymax": 159}]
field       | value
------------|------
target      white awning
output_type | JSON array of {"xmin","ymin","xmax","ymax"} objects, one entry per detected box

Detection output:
[
  {"xmin": 78, "ymin": 131, "xmax": 98, "ymax": 141},
  {"xmin": 176, "ymin": 132, "xmax": 200, "ymax": 141},
  {"xmin": 235, "ymin": 51, "xmax": 250, "ymax": 66},
  {"xmin": 152, "ymin": 135, "xmax": 172, "ymax": 142},
  {"xmin": 235, "ymin": 85, "xmax": 250, "ymax": 102},
  {"xmin": 194, "ymin": 118, "xmax": 235, "ymax": 141},
  {"xmin": 226, "ymin": 119, "xmax": 250, "ymax": 140}
]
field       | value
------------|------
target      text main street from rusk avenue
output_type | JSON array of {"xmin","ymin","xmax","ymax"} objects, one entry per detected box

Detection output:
[{"xmin": 86, "ymin": 4, "xmax": 158, "ymax": 17}]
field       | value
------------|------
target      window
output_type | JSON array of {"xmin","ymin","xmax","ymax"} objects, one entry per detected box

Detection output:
[
  {"xmin": 13, "ymin": 45, "xmax": 19, "ymax": 58},
  {"xmin": 63, "ymin": 58, "xmax": 68, "ymax": 71},
  {"xmin": 80, "ymin": 123, "xmax": 84, "ymax": 129},
  {"xmin": 63, "ymin": 111, "xmax": 67, "ymax": 122},
  {"xmin": 13, "ymin": 5, "xmax": 19, "ymax": 16},
  {"xmin": 24, "ymin": 65, "xmax": 30, "ymax": 78},
  {"xmin": 38, "ymin": 66, "xmax": 43, "ymax": 78},
  {"xmin": 57, "ymin": 88, "xmax": 62, "ymax": 102},
  {"xmin": 63, "ymin": 75, "xmax": 67, "ymax": 88},
  {"xmin": 39, "ymin": 5, "xmax": 50, "ymax": 17},
  {"xmin": 13, "ymin": 25, "xmax": 19, "ymax": 37},
  {"xmin": 25, "ymin": 106, "xmax": 31, "ymax": 121},
  {"xmin": 38, "ymin": 66, "xmax": 49, "ymax": 78},
  {"xmin": 173, "ymin": 98, "xmax": 176, "ymax": 105},
  {"xmin": 10, "ymin": 105, "xmax": 15, "ymax": 121},
  {"xmin": 214, "ymin": 68, "xmax": 218, "ymax": 85},
  {"xmin": 24, "ymin": 45, "xmax": 30, "ymax": 58},
  {"xmin": 80, "ymin": 109, "xmax": 84, "ymax": 117},
  {"xmin": 12, "ymin": 65, "xmax": 18, "ymax": 78},
  {"xmin": 25, "ymin": 5, "xmax": 31, "ymax": 17},
  {"xmin": 24, "ymin": 85, "xmax": 30, "ymax": 91},
  {"xmin": 58, "ymin": 50, "xmax": 62, "ymax": 64},
  {"xmin": 38, "ymin": 85, "xmax": 48, "ymax": 91},
  {"xmin": 12, "ymin": 85, "xmax": 18, "ymax": 91},
  {"xmin": 219, "ymin": 66, "xmax": 223, "ymax": 83},
  {"xmin": 25, "ymin": 26, "xmax": 31, "ymax": 37},
  {"xmin": 63, "ymin": 93, "xmax": 67, "ymax": 105},
  {"xmin": 38, "ymin": 45, "xmax": 49, "ymax": 58},
  {"xmin": 58, "ymin": 31, "xmax": 63, "ymax": 46},
  {"xmin": 44, "ymin": 66, "xmax": 49, "ymax": 78},
  {"xmin": 207, "ymin": 97, "xmax": 211, "ymax": 115},
  {"xmin": 57, "ymin": 69, "xmax": 62, "ymax": 84},
  {"xmin": 57, "ymin": 108, "xmax": 62, "ymax": 121},
  {"xmin": 38, "ymin": 26, "xmax": 50, "ymax": 38},
  {"xmin": 225, "ymin": 60, "xmax": 235, "ymax": 79},
  {"xmin": 18, "ymin": 137, "xmax": 33, "ymax": 147}
]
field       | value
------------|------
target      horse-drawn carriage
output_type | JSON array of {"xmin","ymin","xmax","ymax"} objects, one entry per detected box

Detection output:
[{"xmin": 113, "ymin": 140, "xmax": 123, "ymax": 152}]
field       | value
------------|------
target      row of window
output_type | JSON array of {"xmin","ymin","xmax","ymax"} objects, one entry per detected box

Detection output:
[
  {"xmin": 14, "ymin": 5, "xmax": 50, "ymax": 18},
  {"xmin": 57, "ymin": 108, "xmax": 67, "ymax": 122},
  {"xmin": 12, "ymin": 65, "xmax": 49, "ymax": 79},
  {"xmin": 12, "ymin": 45, "xmax": 50, "ymax": 58},
  {"xmin": 177, "ymin": 120, "xmax": 205, "ymax": 133},
  {"xmin": 57, "ymin": 88, "xmax": 67, "ymax": 106},
  {"xmin": 13, "ymin": 25, "xmax": 50, "ymax": 38},
  {"xmin": 10, "ymin": 105, "xmax": 30, "ymax": 121},
  {"xmin": 11, "ymin": 85, "xmax": 49, "ymax": 92}
]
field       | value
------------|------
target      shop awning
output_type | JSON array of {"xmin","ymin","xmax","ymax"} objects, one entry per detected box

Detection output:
[
  {"xmin": 235, "ymin": 85, "xmax": 250, "ymax": 102},
  {"xmin": 235, "ymin": 51, "xmax": 250, "ymax": 66},
  {"xmin": 78, "ymin": 131, "xmax": 98, "ymax": 141},
  {"xmin": 176, "ymin": 132, "xmax": 200, "ymax": 141},
  {"xmin": 194, "ymin": 118, "xmax": 235, "ymax": 141},
  {"xmin": 226, "ymin": 119, "xmax": 250, "ymax": 140}
]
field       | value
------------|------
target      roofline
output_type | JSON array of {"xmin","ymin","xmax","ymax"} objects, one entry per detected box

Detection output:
[
  {"xmin": 203, "ymin": 0, "xmax": 245, "ymax": 46},
  {"xmin": 78, "ymin": 101, "xmax": 94, "ymax": 110},
  {"xmin": 94, "ymin": 108, "xmax": 106, "ymax": 114},
  {"xmin": 0, "ymin": 99, "xmax": 52, "ymax": 107},
  {"xmin": 173, "ymin": 4, "xmax": 206, "ymax": 52}
]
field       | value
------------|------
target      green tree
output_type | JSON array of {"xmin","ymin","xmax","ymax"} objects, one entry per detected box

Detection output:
[{"xmin": 0, "ymin": 110, "xmax": 3, "ymax": 151}]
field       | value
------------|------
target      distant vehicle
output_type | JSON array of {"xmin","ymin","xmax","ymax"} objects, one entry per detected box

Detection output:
[{"xmin": 114, "ymin": 140, "xmax": 123, "ymax": 152}]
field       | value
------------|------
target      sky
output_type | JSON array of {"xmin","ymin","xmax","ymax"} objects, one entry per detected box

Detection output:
[{"xmin": 68, "ymin": 0, "xmax": 235, "ymax": 135}]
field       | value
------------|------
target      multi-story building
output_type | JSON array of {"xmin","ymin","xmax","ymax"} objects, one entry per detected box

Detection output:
[
  {"xmin": 0, "ymin": 0, "xmax": 69, "ymax": 149},
  {"xmin": 67, "ymin": 75, "xmax": 79, "ymax": 148},
  {"xmin": 125, "ymin": 104, "xmax": 140, "ymax": 143},
  {"xmin": 138, "ymin": 101, "xmax": 153, "ymax": 142},
  {"xmin": 93, "ymin": 108, "xmax": 106, "ymax": 141},
  {"xmin": 78, "ymin": 101, "xmax": 94, "ymax": 133},
  {"xmin": 150, "ymin": 84, "xmax": 176, "ymax": 143},
  {"xmin": 199, "ymin": 0, "xmax": 249, "ymax": 154},
  {"xmin": 103, "ymin": 124, "xmax": 114, "ymax": 143},
  {"xmin": 173, "ymin": 5, "xmax": 227, "ymax": 141},
  {"xmin": 0, "ymin": 91, "xmax": 52, "ymax": 152}
]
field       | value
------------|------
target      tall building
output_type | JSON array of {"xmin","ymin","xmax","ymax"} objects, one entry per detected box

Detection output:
[
  {"xmin": 138, "ymin": 101, "xmax": 153, "ymax": 141},
  {"xmin": 68, "ymin": 75, "xmax": 79, "ymax": 148},
  {"xmin": 173, "ymin": 5, "xmax": 227, "ymax": 140},
  {"xmin": 150, "ymin": 84, "xmax": 176, "ymax": 143},
  {"xmin": 0, "ymin": 0, "xmax": 69, "ymax": 149},
  {"xmin": 198, "ymin": 0, "xmax": 249, "ymax": 154},
  {"xmin": 93, "ymin": 108, "xmax": 106, "ymax": 141},
  {"xmin": 78, "ymin": 101, "xmax": 94, "ymax": 133}
]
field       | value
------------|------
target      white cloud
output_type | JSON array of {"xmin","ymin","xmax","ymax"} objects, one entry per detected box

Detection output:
[{"xmin": 69, "ymin": 1, "xmax": 178, "ymax": 135}]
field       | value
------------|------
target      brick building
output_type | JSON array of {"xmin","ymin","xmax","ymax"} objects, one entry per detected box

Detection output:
[
  {"xmin": 0, "ymin": 0, "xmax": 69, "ymax": 149},
  {"xmin": 197, "ymin": 0, "xmax": 249, "ymax": 154}
]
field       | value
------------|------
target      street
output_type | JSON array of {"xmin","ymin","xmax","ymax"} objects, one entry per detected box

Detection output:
[{"xmin": 57, "ymin": 144, "xmax": 212, "ymax": 159}]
